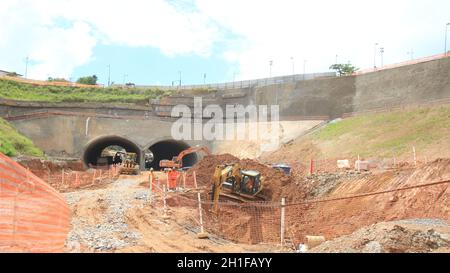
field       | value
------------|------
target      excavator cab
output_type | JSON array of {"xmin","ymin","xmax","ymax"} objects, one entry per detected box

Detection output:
[
  {"xmin": 211, "ymin": 164, "xmax": 265, "ymax": 213},
  {"xmin": 239, "ymin": 170, "xmax": 261, "ymax": 195}
]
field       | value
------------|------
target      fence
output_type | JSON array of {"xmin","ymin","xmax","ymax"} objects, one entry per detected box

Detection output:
[
  {"xmin": 31, "ymin": 165, "xmax": 121, "ymax": 192},
  {"xmin": 353, "ymin": 53, "xmax": 450, "ymax": 75},
  {"xmin": 115, "ymin": 72, "xmax": 337, "ymax": 91},
  {"xmin": 0, "ymin": 152, "xmax": 71, "ymax": 252},
  {"xmin": 145, "ymin": 154, "xmax": 449, "ymax": 249}
]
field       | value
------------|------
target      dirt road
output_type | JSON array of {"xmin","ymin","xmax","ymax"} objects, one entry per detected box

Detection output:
[{"xmin": 64, "ymin": 174, "xmax": 283, "ymax": 253}]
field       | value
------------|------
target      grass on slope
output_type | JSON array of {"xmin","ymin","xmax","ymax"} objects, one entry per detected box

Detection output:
[
  {"xmin": 0, "ymin": 118, "xmax": 44, "ymax": 157},
  {"xmin": 0, "ymin": 78, "xmax": 174, "ymax": 103},
  {"xmin": 311, "ymin": 106, "xmax": 450, "ymax": 158}
]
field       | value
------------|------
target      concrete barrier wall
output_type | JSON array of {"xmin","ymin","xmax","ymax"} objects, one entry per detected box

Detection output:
[{"xmin": 353, "ymin": 56, "xmax": 450, "ymax": 111}]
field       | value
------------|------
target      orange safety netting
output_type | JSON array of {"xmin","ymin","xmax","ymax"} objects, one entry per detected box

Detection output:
[{"xmin": 0, "ymin": 153, "xmax": 71, "ymax": 253}]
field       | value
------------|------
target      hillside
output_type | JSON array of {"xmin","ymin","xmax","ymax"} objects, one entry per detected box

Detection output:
[
  {"xmin": 0, "ymin": 117, "xmax": 43, "ymax": 157},
  {"xmin": 0, "ymin": 78, "xmax": 173, "ymax": 103},
  {"xmin": 261, "ymin": 105, "xmax": 450, "ymax": 164}
]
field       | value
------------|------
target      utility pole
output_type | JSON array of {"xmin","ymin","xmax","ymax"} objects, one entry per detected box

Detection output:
[
  {"xmin": 203, "ymin": 73, "xmax": 206, "ymax": 84},
  {"xmin": 25, "ymin": 56, "xmax": 29, "ymax": 78},
  {"xmin": 380, "ymin": 47, "xmax": 385, "ymax": 67},
  {"xmin": 445, "ymin": 23, "xmax": 450, "ymax": 56},
  {"xmin": 374, "ymin": 43, "xmax": 378, "ymax": 69},
  {"xmin": 123, "ymin": 74, "xmax": 128, "ymax": 85}
]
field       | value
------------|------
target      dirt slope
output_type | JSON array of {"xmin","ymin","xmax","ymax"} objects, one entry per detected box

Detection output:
[
  {"xmin": 288, "ymin": 159, "xmax": 450, "ymax": 244},
  {"xmin": 260, "ymin": 105, "xmax": 450, "ymax": 171}
]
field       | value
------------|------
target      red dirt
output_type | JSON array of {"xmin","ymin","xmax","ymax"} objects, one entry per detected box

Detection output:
[{"xmin": 186, "ymin": 154, "xmax": 302, "ymax": 202}]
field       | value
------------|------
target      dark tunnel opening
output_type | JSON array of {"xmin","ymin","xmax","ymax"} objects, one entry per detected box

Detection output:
[
  {"xmin": 146, "ymin": 140, "xmax": 198, "ymax": 170},
  {"xmin": 83, "ymin": 136, "xmax": 141, "ymax": 168}
]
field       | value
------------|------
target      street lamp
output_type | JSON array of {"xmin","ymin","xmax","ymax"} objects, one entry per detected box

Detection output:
[
  {"xmin": 24, "ymin": 56, "xmax": 29, "ymax": 79},
  {"xmin": 380, "ymin": 47, "xmax": 385, "ymax": 67},
  {"xmin": 178, "ymin": 71, "xmax": 182, "ymax": 88},
  {"xmin": 374, "ymin": 43, "xmax": 379, "ymax": 69},
  {"xmin": 303, "ymin": 60, "xmax": 307, "ymax": 80},
  {"xmin": 107, "ymin": 65, "xmax": 111, "ymax": 87},
  {"xmin": 269, "ymin": 60, "xmax": 273, "ymax": 78},
  {"xmin": 445, "ymin": 23, "xmax": 450, "ymax": 56},
  {"xmin": 407, "ymin": 49, "xmax": 414, "ymax": 60},
  {"xmin": 290, "ymin": 57, "xmax": 295, "ymax": 75}
]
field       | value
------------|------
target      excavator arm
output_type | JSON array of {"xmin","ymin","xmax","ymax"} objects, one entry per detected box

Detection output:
[{"xmin": 160, "ymin": 146, "xmax": 211, "ymax": 169}]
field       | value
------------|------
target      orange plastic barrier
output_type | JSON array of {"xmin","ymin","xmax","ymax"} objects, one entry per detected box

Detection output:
[{"xmin": 0, "ymin": 153, "xmax": 71, "ymax": 252}]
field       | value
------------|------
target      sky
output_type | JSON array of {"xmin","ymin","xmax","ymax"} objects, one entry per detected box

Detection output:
[{"xmin": 0, "ymin": 0, "xmax": 449, "ymax": 86}]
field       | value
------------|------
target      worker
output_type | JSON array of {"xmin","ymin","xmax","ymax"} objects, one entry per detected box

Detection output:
[{"xmin": 168, "ymin": 168, "xmax": 179, "ymax": 191}]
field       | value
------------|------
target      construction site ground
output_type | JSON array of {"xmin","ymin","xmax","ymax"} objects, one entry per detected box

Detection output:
[{"xmin": 64, "ymin": 172, "xmax": 285, "ymax": 253}]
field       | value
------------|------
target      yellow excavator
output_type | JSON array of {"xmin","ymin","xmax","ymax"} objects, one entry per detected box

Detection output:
[
  {"xmin": 119, "ymin": 153, "xmax": 140, "ymax": 175},
  {"xmin": 210, "ymin": 163, "xmax": 265, "ymax": 213}
]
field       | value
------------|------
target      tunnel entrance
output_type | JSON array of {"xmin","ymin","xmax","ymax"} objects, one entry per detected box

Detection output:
[
  {"xmin": 83, "ymin": 136, "xmax": 141, "ymax": 168},
  {"xmin": 146, "ymin": 140, "xmax": 198, "ymax": 170}
]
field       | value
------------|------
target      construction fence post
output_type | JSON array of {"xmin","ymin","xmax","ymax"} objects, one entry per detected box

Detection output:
[
  {"xmin": 197, "ymin": 192, "xmax": 208, "ymax": 239},
  {"xmin": 61, "ymin": 169, "xmax": 65, "ymax": 188},
  {"xmin": 163, "ymin": 184, "xmax": 168, "ymax": 217},
  {"xmin": 193, "ymin": 171, "xmax": 198, "ymax": 189},
  {"xmin": 149, "ymin": 171, "xmax": 153, "ymax": 204},
  {"xmin": 280, "ymin": 198, "xmax": 286, "ymax": 246}
]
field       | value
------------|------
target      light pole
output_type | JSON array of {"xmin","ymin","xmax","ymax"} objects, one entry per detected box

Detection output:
[
  {"xmin": 407, "ymin": 49, "xmax": 414, "ymax": 60},
  {"xmin": 303, "ymin": 60, "xmax": 307, "ymax": 80},
  {"xmin": 335, "ymin": 54, "xmax": 338, "ymax": 65},
  {"xmin": 380, "ymin": 47, "xmax": 385, "ymax": 67},
  {"xmin": 269, "ymin": 60, "xmax": 273, "ymax": 78},
  {"xmin": 178, "ymin": 71, "xmax": 182, "ymax": 88},
  {"xmin": 25, "ymin": 56, "xmax": 29, "ymax": 79},
  {"xmin": 203, "ymin": 73, "xmax": 206, "ymax": 85},
  {"xmin": 123, "ymin": 74, "xmax": 128, "ymax": 85},
  {"xmin": 374, "ymin": 43, "xmax": 378, "ymax": 69},
  {"xmin": 445, "ymin": 23, "xmax": 450, "ymax": 56},
  {"xmin": 107, "ymin": 65, "xmax": 111, "ymax": 87},
  {"xmin": 290, "ymin": 57, "xmax": 295, "ymax": 75}
]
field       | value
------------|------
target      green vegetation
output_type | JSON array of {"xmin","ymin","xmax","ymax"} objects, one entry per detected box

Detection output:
[
  {"xmin": 312, "ymin": 106, "xmax": 450, "ymax": 157},
  {"xmin": 0, "ymin": 118, "xmax": 43, "ymax": 157},
  {"xmin": 0, "ymin": 78, "xmax": 176, "ymax": 103},
  {"xmin": 76, "ymin": 75, "xmax": 98, "ymax": 85},
  {"xmin": 329, "ymin": 63, "xmax": 359, "ymax": 76}
]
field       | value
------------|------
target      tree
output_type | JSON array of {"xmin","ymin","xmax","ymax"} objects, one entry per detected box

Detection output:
[
  {"xmin": 76, "ymin": 75, "xmax": 98, "ymax": 85},
  {"xmin": 330, "ymin": 63, "xmax": 359, "ymax": 76},
  {"xmin": 6, "ymin": 72, "xmax": 20, "ymax": 77}
]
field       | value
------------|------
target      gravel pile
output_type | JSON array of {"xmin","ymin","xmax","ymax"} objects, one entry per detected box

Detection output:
[{"xmin": 65, "ymin": 178, "xmax": 144, "ymax": 252}]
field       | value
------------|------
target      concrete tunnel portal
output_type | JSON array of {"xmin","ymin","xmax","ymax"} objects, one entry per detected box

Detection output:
[{"xmin": 82, "ymin": 136, "xmax": 198, "ymax": 170}]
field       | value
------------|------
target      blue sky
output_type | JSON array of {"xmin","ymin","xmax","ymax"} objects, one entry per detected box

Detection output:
[
  {"xmin": 71, "ymin": 44, "xmax": 236, "ymax": 86},
  {"xmin": 0, "ymin": 0, "xmax": 449, "ymax": 86}
]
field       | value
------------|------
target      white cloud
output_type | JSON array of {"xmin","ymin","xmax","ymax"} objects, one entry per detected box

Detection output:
[
  {"xmin": 1, "ymin": 0, "xmax": 449, "ymax": 81},
  {"xmin": 0, "ymin": 0, "xmax": 221, "ymax": 79},
  {"xmin": 196, "ymin": 0, "xmax": 450, "ymax": 80}
]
